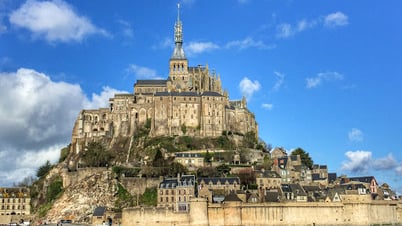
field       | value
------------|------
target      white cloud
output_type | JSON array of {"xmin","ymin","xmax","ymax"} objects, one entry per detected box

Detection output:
[
  {"xmin": 126, "ymin": 64, "xmax": 163, "ymax": 80},
  {"xmin": 341, "ymin": 150, "xmax": 372, "ymax": 173},
  {"xmin": 306, "ymin": 71, "xmax": 344, "ymax": 88},
  {"xmin": 185, "ymin": 41, "xmax": 219, "ymax": 55},
  {"xmin": 9, "ymin": 0, "xmax": 108, "ymax": 43},
  {"xmin": 226, "ymin": 37, "xmax": 274, "ymax": 50},
  {"xmin": 239, "ymin": 77, "xmax": 261, "ymax": 100},
  {"xmin": 0, "ymin": 68, "xmax": 128, "ymax": 186},
  {"xmin": 348, "ymin": 128, "xmax": 364, "ymax": 142},
  {"xmin": 372, "ymin": 153, "xmax": 398, "ymax": 170},
  {"xmin": 261, "ymin": 103, "xmax": 273, "ymax": 110},
  {"xmin": 117, "ymin": 19, "xmax": 134, "ymax": 38},
  {"xmin": 396, "ymin": 164, "xmax": 402, "ymax": 176},
  {"xmin": 342, "ymin": 150, "xmax": 402, "ymax": 176},
  {"xmin": 272, "ymin": 71, "xmax": 285, "ymax": 92},
  {"xmin": 324, "ymin": 12, "xmax": 349, "ymax": 28},
  {"xmin": 276, "ymin": 12, "xmax": 348, "ymax": 39},
  {"xmin": 84, "ymin": 86, "xmax": 128, "ymax": 109},
  {"xmin": 276, "ymin": 23, "xmax": 294, "ymax": 38}
]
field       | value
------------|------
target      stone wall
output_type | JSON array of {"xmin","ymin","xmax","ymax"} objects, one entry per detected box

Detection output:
[
  {"xmin": 120, "ymin": 177, "xmax": 160, "ymax": 195},
  {"xmin": 62, "ymin": 167, "xmax": 108, "ymax": 188},
  {"xmin": 122, "ymin": 198, "xmax": 402, "ymax": 226}
]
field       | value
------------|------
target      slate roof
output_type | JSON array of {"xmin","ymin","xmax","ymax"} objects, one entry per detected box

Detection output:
[
  {"xmin": 175, "ymin": 153, "xmax": 202, "ymax": 158},
  {"xmin": 256, "ymin": 170, "xmax": 281, "ymax": 178},
  {"xmin": 135, "ymin": 80, "xmax": 167, "ymax": 85},
  {"xmin": 289, "ymin": 184, "xmax": 307, "ymax": 196},
  {"xmin": 328, "ymin": 173, "xmax": 337, "ymax": 183},
  {"xmin": 154, "ymin": 91, "xmax": 222, "ymax": 97},
  {"xmin": 198, "ymin": 177, "xmax": 240, "ymax": 185},
  {"xmin": 340, "ymin": 176, "xmax": 376, "ymax": 184},
  {"xmin": 282, "ymin": 184, "xmax": 307, "ymax": 196},
  {"xmin": 160, "ymin": 175, "xmax": 195, "ymax": 188},
  {"xmin": 224, "ymin": 192, "xmax": 242, "ymax": 202},
  {"xmin": 93, "ymin": 206, "xmax": 106, "ymax": 217},
  {"xmin": 313, "ymin": 164, "xmax": 327, "ymax": 169},
  {"xmin": 265, "ymin": 191, "xmax": 280, "ymax": 202},
  {"xmin": 302, "ymin": 185, "xmax": 321, "ymax": 193}
]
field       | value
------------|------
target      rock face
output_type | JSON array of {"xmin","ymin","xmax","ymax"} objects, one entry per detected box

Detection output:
[{"xmin": 45, "ymin": 170, "xmax": 116, "ymax": 223}]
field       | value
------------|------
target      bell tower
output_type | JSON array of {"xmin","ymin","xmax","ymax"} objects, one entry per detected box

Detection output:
[{"xmin": 169, "ymin": 3, "xmax": 189, "ymax": 91}]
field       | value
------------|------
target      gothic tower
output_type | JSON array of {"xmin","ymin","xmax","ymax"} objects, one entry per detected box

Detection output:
[{"xmin": 169, "ymin": 4, "xmax": 190, "ymax": 91}]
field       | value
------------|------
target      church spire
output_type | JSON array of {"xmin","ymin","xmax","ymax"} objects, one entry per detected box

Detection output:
[{"xmin": 171, "ymin": 3, "xmax": 186, "ymax": 60}]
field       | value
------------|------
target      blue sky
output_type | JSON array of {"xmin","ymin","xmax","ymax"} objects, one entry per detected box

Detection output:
[{"xmin": 1, "ymin": 0, "xmax": 401, "ymax": 194}]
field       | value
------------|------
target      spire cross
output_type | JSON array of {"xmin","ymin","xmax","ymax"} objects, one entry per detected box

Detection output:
[{"xmin": 177, "ymin": 3, "xmax": 180, "ymax": 22}]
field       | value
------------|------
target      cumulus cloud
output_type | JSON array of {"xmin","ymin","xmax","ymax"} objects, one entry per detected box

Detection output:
[
  {"xmin": 84, "ymin": 86, "xmax": 128, "ymax": 109},
  {"xmin": 372, "ymin": 153, "xmax": 398, "ymax": 170},
  {"xmin": 276, "ymin": 11, "xmax": 348, "ymax": 39},
  {"xmin": 185, "ymin": 41, "xmax": 219, "ymax": 55},
  {"xmin": 261, "ymin": 103, "xmax": 273, "ymax": 110},
  {"xmin": 348, "ymin": 128, "xmax": 364, "ymax": 142},
  {"xmin": 226, "ymin": 37, "xmax": 274, "ymax": 50},
  {"xmin": 306, "ymin": 71, "xmax": 344, "ymax": 88},
  {"xmin": 126, "ymin": 64, "xmax": 163, "ymax": 80},
  {"xmin": 342, "ymin": 150, "xmax": 401, "ymax": 175},
  {"xmin": 0, "ymin": 68, "xmax": 127, "ymax": 186},
  {"xmin": 239, "ymin": 77, "xmax": 261, "ymax": 100},
  {"xmin": 9, "ymin": 0, "xmax": 108, "ymax": 43},
  {"xmin": 341, "ymin": 150, "xmax": 372, "ymax": 173},
  {"xmin": 324, "ymin": 12, "xmax": 349, "ymax": 28}
]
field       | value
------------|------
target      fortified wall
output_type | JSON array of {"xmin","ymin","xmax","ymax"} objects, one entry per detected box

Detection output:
[{"xmin": 122, "ymin": 198, "xmax": 402, "ymax": 226}]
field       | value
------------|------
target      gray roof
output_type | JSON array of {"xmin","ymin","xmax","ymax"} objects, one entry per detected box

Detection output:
[
  {"xmin": 265, "ymin": 191, "xmax": 280, "ymax": 202},
  {"xmin": 154, "ymin": 91, "xmax": 222, "ymax": 97},
  {"xmin": 224, "ymin": 192, "xmax": 242, "ymax": 202},
  {"xmin": 135, "ymin": 80, "xmax": 167, "ymax": 86},
  {"xmin": 93, "ymin": 206, "xmax": 106, "ymax": 217},
  {"xmin": 198, "ymin": 177, "xmax": 240, "ymax": 185},
  {"xmin": 160, "ymin": 175, "xmax": 195, "ymax": 188},
  {"xmin": 175, "ymin": 153, "xmax": 202, "ymax": 158}
]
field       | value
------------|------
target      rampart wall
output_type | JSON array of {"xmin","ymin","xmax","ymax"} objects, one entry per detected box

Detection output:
[
  {"xmin": 122, "ymin": 198, "xmax": 402, "ymax": 226},
  {"xmin": 120, "ymin": 177, "xmax": 160, "ymax": 195}
]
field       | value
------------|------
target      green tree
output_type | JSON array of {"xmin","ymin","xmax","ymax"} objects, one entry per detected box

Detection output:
[
  {"xmin": 243, "ymin": 131, "xmax": 258, "ymax": 148},
  {"xmin": 166, "ymin": 162, "xmax": 187, "ymax": 177},
  {"xmin": 59, "ymin": 144, "xmax": 70, "ymax": 163},
  {"xmin": 216, "ymin": 164, "xmax": 231, "ymax": 177},
  {"xmin": 46, "ymin": 178, "xmax": 63, "ymax": 202},
  {"xmin": 37, "ymin": 160, "xmax": 53, "ymax": 178},
  {"xmin": 141, "ymin": 187, "xmax": 157, "ymax": 206},
  {"xmin": 204, "ymin": 150, "xmax": 213, "ymax": 163},
  {"xmin": 291, "ymin": 148, "xmax": 313, "ymax": 169},
  {"xmin": 181, "ymin": 123, "xmax": 187, "ymax": 135},
  {"xmin": 196, "ymin": 166, "xmax": 219, "ymax": 177},
  {"xmin": 82, "ymin": 142, "xmax": 114, "ymax": 167}
]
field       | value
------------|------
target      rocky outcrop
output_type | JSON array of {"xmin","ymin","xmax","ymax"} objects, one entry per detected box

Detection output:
[{"xmin": 44, "ymin": 170, "xmax": 117, "ymax": 223}]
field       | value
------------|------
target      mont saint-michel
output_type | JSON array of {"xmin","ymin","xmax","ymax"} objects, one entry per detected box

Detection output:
[{"xmin": 1, "ymin": 1, "xmax": 401, "ymax": 226}]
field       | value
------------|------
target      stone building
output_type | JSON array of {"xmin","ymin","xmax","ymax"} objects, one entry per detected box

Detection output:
[
  {"xmin": 0, "ymin": 187, "xmax": 30, "ymax": 216},
  {"xmin": 158, "ymin": 175, "xmax": 195, "ymax": 212},
  {"xmin": 174, "ymin": 153, "xmax": 204, "ymax": 169},
  {"xmin": 70, "ymin": 4, "xmax": 258, "ymax": 155}
]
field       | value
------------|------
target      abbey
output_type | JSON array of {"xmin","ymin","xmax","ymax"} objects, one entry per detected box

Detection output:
[{"xmin": 71, "ymin": 6, "xmax": 258, "ymax": 145}]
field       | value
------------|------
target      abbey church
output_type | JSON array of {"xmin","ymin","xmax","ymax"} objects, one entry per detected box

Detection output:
[{"xmin": 71, "ymin": 6, "xmax": 258, "ymax": 147}]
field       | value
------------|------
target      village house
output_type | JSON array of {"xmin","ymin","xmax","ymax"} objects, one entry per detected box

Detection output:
[
  {"xmin": 198, "ymin": 177, "xmax": 240, "ymax": 203},
  {"xmin": 0, "ymin": 187, "xmax": 30, "ymax": 216},
  {"xmin": 174, "ymin": 152, "xmax": 204, "ymax": 169},
  {"xmin": 157, "ymin": 175, "xmax": 195, "ymax": 211}
]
